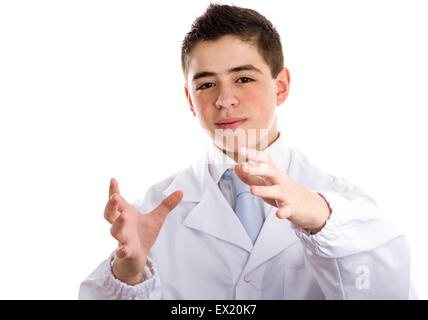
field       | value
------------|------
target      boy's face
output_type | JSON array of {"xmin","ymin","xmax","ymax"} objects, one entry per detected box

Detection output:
[{"xmin": 184, "ymin": 35, "xmax": 290, "ymax": 154}]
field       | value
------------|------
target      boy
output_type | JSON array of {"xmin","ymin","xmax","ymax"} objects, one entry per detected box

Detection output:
[{"xmin": 79, "ymin": 4, "xmax": 413, "ymax": 299}]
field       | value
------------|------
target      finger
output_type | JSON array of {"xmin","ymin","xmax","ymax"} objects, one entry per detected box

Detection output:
[
  {"xmin": 105, "ymin": 192, "xmax": 130, "ymax": 223},
  {"xmin": 110, "ymin": 211, "xmax": 129, "ymax": 244},
  {"xmin": 113, "ymin": 192, "xmax": 130, "ymax": 212},
  {"xmin": 234, "ymin": 164, "xmax": 269, "ymax": 187},
  {"xmin": 109, "ymin": 178, "xmax": 120, "ymax": 200},
  {"xmin": 115, "ymin": 243, "xmax": 130, "ymax": 259},
  {"xmin": 104, "ymin": 193, "xmax": 121, "ymax": 224},
  {"xmin": 250, "ymin": 184, "xmax": 286, "ymax": 203},
  {"xmin": 239, "ymin": 162, "xmax": 282, "ymax": 185},
  {"xmin": 150, "ymin": 190, "xmax": 183, "ymax": 222},
  {"xmin": 276, "ymin": 205, "xmax": 293, "ymax": 219},
  {"xmin": 239, "ymin": 147, "xmax": 270, "ymax": 164}
]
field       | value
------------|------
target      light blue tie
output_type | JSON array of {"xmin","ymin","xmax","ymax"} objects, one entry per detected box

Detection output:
[{"xmin": 222, "ymin": 168, "xmax": 264, "ymax": 244}]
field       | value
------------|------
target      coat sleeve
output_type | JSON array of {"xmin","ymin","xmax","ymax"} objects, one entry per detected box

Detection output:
[
  {"xmin": 292, "ymin": 179, "xmax": 414, "ymax": 299},
  {"xmin": 78, "ymin": 251, "xmax": 162, "ymax": 300}
]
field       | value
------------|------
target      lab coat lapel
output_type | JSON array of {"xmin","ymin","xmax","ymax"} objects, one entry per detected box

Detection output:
[
  {"xmin": 162, "ymin": 151, "xmax": 253, "ymax": 253},
  {"xmin": 183, "ymin": 179, "xmax": 253, "ymax": 252},
  {"xmin": 243, "ymin": 205, "xmax": 299, "ymax": 275}
]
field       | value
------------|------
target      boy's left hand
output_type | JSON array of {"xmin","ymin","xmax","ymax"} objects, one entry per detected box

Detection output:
[{"xmin": 234, "ymin": 147, "xmax": 331, "ymax": 235}]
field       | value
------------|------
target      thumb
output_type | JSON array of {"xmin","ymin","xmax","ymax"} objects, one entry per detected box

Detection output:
[
  {"xmin": 234, "ymin": 164, "xmax": 266, "ymax": 187},
  {"xmin": 150, "ymin": 190, "xmax": 183, "ymax": 222},
  {"xmin": 109, "ymin": 177, "xmax": 120, "ymax": 200}
]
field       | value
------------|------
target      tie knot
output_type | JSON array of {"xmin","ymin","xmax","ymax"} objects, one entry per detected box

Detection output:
[
  {"xmin": 222, "ymin": 167, "xmax": 250, "ymax": 195},
  {"xmin": 222, "ymin": 167, "xmax": 233, "ymax": 180}
]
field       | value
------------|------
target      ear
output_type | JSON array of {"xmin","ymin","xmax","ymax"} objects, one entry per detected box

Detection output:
[
  {"xmin": 275, "ymin": 67, "xmax": 290, "ymax": 106},
  {"xmin": 184, "ymin": 85, "xmax": 196, "ymax": 117}
]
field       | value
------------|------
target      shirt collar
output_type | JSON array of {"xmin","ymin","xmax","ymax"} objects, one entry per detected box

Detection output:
[{"xmin": 207, "ymin": 131, "xmax": 291, "ymax": 184}]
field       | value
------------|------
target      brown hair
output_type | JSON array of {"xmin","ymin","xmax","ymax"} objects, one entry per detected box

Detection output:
[{"xmin": 181, "ymin": 3, "xmax": 284, "ymax": 80}]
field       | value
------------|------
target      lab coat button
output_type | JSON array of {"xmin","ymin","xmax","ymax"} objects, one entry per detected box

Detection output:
[{"xmin": 244, "ymin": 275, "xmax": 251, "ymax": 283}]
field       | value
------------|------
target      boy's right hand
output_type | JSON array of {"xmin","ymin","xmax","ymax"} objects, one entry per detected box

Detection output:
[{"xmin": 104, "ymin": 178, "xmax": 183, "ymax": 285}]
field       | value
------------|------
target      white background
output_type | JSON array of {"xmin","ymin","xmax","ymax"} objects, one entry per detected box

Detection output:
[{"xmin": 0, "ymin": 0, "xmax": 427, "ymax": 299}]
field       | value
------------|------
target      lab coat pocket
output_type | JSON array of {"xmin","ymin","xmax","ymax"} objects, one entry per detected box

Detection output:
[{"xmin": 283, "ymin": 267, "xmax": 313, "ymax": 300}]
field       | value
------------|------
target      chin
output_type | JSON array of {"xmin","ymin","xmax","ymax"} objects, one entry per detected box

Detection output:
[{"xmin": 211, "ymin": 127, "xmax": 269, "ymax": 153}]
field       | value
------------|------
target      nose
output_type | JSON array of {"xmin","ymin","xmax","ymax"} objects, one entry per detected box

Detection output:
[{"xmin": 215, "ymin": 85, "xmax": 239, "ymax": 109}]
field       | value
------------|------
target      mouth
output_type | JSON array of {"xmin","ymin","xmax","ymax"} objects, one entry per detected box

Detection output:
[{"xmin": 215, "ymin": 118, "xmax": 247, "ymax": 130}]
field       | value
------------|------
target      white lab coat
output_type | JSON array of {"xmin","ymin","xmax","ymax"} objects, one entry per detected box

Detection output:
[{"xmin": 79, "ymin": 144, "xmax": 415, "ymax": 300}]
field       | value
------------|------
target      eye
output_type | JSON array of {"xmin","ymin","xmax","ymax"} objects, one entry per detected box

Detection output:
[
  {"xmin": 197, "ymin": 82, "xmax": 215, "ymax": 90},
  {"xmin": 237, "ymin": 77, "xmax": 254, "ymax": 83}
]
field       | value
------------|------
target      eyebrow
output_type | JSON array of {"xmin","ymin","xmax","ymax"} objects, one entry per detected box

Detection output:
[{"xmin": 192, "ymin": 64, "xmax": 263, "ymax": 82}]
